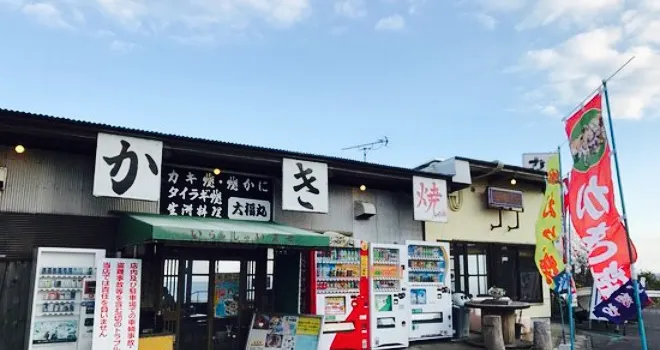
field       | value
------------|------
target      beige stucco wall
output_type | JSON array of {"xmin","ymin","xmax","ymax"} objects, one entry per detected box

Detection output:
[{"xmin": 425, "ymin": 180, "xmax": 551, "ymax": 319}]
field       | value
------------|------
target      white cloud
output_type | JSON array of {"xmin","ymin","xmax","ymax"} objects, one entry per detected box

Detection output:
[
  {"xmin": 11, "ymin": 0, "xmax": 311, "ymax": 37},
  {"xmin": 109, "ymin": 39, "xmax": 137, "ymax": 53},
  {"xmin": 375, "ymin": 14, "xmax": 405, "ymax": 31},
  {"xmin": 407, "ymin": 0, "xmax": 427, "ymax": 15},
  {"xmin": 506, "ymin": 1, "xmax": 660, "ymax": 120},
  {"xmin": 516, "ymin": 0, "xmax": 624, "ymax": 30},
  {"xmin": 476, "ymin": 0, "xmax": 527, "ymax": 13},
  {"xmin": 22, "ymin": 2, "xmax": 72, "ymax": 29},
  {"xmin": 334, "ymin": 0, "xmax": 366, "ymax": 19},
  {"xmin": 474, "ymin": 13, "xmax": 497, "ymax": 30}
]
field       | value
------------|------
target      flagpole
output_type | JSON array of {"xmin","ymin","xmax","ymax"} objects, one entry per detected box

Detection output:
[
  {"xmin": 558, "ymin": 146, "xmax": 575, "ymax": 350},
  {"xmin": 602, "ymin": 80, "xmax": 649, "ymax": 350}
]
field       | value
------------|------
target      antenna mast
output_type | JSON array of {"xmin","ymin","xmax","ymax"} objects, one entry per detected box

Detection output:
[{"xmin": 342, "ymin": 137, "xmax": 389, "ymax": 162}]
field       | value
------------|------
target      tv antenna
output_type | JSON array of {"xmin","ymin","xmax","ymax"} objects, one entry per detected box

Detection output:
[{"xmin": 342, "ymin": 137, "xmax": 389, "ymax": 162}]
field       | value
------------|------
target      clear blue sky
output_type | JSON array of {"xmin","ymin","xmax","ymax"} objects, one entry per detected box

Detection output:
[{"xmin": 1, "ymin": 0, "xmax": 659, "ymax": 271}]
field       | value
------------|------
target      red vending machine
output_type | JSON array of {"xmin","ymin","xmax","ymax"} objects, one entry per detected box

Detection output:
[{"xmin": 310, "ymin": 237, "xmax": 370, "ymax": 350}]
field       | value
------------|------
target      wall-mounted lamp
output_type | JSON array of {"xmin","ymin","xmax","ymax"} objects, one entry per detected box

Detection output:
[
  {"xmin": 359, "ymin": 185, "xmax": 367, "ymax": 191},
  {"xmin": 213, "ymin": 168, "xmax": 221, "ymax": 175},
  {"xmin": 510, "ymin": 178, "xmax": 517, "ymax": 185},
  {"xmin": 14, "ymin": 145, "xmax": 25, "ymax": 154}
]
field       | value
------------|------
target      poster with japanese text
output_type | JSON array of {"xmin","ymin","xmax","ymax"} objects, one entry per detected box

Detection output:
[
  {"xmin": 160, "ymin": 166, "xmax": 272, "ymax": 221},
  {"xmin": 412, "ymin": 176, "xmax": 448, "ymax": 222},
  {"xmin": 92, "ymin": 258, "xmax": 142, "ymax": 350},
  {"xmin": 246, "ymin": 313, "xmax": 323, "ymax": 350},
  {"xmin": 281, "ymin": 158, "xmax": 329, "ymax": 213},
  {"xmin": 93, "ymin": 133, "xmax": 163, "ymax": 201},
  {"xmin": 214, "ymin": 273, "xmax": 239, "ymax": 318}
]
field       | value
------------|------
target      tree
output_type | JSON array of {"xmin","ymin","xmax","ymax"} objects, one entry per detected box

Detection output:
[{"xmin": 639, "ymin": 271, "xmax": 660, "ymax": 290}]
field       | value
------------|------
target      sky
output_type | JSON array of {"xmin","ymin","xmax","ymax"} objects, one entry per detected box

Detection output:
[{"xmin": 1, "ymin": 0, "xmax": 659, "ymax": 271}]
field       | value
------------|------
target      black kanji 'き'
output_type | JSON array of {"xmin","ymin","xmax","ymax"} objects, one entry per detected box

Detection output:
[{"xmin": 292, "ymin": 162, "xmax": 319, "ymax": 210}]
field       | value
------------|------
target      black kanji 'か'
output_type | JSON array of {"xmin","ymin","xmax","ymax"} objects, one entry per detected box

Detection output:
[
  {"xmin": 528, "ymin": 157, "xmax": 546, "ymax": 170},
  {"xmin": 103, "ymin": 140, "xmax": 159, "ymax": 195},
  {"xmin": 292, "ymin": 162, "xmax": 319, "ymax": 210}
]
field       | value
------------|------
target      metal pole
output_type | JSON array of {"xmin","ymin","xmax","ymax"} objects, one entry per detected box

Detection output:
[
  {"xmin": 602, "ymin": 80, "xmax": 649, "ymax": 350},
  {"xmin": 558, "ymin": 146, "xmax": 575, "ymax": 350}
]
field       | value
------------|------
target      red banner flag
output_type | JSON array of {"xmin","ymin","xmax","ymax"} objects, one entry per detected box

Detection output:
[{"xmin": 565, "ymin": 92, "xmax": 637, "ymax": 301}]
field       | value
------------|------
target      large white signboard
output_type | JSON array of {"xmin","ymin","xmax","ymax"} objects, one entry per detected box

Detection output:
[
  {"xmin": 412, "ymin": 176, "xmax": 448, "ymax": 222},
  {"xmin": 522, "ymin": 152, "xmax": 555, "ymax": 172},
  {"xmin": 282, "ymin": 158, "xmax": 329, "ymax": 213},
  {"xmin": 92, "ymin": 258, "xmax": 142, "ymax": 350},
  {"xmin": 93, "ymin": 133, "xmax": 163, "ymax": 201}
]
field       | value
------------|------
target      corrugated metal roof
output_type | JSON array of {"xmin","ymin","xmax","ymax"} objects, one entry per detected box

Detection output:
[{"xmin": 0, "ymin": 108, "xmax": 451, "ymax": 180}]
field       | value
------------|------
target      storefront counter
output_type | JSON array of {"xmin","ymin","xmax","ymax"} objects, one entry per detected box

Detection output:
[{"xmin": 139, "ymin": 333, "xmax": 175, "ymax": 350}]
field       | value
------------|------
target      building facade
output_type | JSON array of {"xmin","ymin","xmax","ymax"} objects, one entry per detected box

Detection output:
[
  {"xmin": 0, "ymin": 109, "xmax": 452, "ymax": 350},
  {"xmin": 418, "ymin": 157, "xmax": 550, "ymax": 332}
]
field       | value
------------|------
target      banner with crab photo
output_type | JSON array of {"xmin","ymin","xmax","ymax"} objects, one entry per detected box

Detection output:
[
  {"xmin": 534, "ymin": 154, "xmax": 565, "ymax": 290},
  {"xmin": 564, "ymin": 92, "xmax": 639, "ymax": 321}
]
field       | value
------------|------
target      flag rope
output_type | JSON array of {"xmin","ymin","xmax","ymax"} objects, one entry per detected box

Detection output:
[{"xmin": 560, "ymin": 56, "xmax": 636, "ymax": 122}]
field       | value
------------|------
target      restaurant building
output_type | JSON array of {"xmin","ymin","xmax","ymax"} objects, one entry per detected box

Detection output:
[
  {"xmin": 417, "ymin": 157, "xmax": 549, "ymax": 334},
  {"xmin": 0, "ymin": 109, "xmax": 454, "ymax": 350}
]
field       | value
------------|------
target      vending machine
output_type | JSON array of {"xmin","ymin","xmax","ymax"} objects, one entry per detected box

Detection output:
[
  {"xmin": 25, "ymin": 247, "xmax": 106, "ymax": 350},
  {"xmin": 310, "ymin": 236, "xmax": 370, "ymax": 350},
  {"xmin": 405, "ymin": 240, "xmax": 453, "ymax": 341},
  {"xmin": 369, "ymin": 243, "xmax": 409, "ymax": 350}
]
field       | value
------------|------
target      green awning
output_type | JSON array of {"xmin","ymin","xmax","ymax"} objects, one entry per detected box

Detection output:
[{"xmin": 118, "ymin": 213, "xmax": 331, "ymax": 248}]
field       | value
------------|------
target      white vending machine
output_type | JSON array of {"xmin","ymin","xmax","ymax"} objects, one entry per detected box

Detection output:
[
  {"xmin": 25, "ymin": 247, "xmax": 106, "ymax": 350},
  {"xmin": 369, "ymin": 243, "xmax": 409, "ymax": 350},
  {"xmin": 405, "ymin": 240, "xmax": 453, "ymax": 341}
]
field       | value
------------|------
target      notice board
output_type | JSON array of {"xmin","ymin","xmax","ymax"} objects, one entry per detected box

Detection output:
[{"xmin": 245, "ymin": 313, "xmax": 323, "ymax": 350}]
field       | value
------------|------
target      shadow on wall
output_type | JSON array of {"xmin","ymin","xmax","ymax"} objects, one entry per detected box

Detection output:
[{"xmin": 0, "ymin": 260, "xmax": 33, "ymax": 350}]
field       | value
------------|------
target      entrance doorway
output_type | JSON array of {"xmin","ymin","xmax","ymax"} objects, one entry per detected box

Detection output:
[
  {"xmin": 160, "ymin": 248, "xmax": 269, "ymax": 350},
  {"xmin": 157, "ymin": 247, "xmax": 309, "ymax": 350}
]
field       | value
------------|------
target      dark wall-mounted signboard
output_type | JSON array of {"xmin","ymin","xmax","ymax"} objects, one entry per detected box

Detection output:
[
  {"xmin": 160, "ymin": 166, "xmax": 273, "ymax": 221},
  {"xmin": 486, "ymin": 187, "xmax": 524, "ymax": 212}
]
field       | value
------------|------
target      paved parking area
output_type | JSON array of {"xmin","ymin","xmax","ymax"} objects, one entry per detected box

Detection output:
[{"xmin": 405, "ymin": 309, "xmax": 660, "ymax": 349}]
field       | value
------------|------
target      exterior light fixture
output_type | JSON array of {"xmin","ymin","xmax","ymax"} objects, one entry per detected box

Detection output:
[
  {"xmin": 14, "ymin": 145, "xmax": 25, "ymax": 154},
  {"xmin": 510, "ymin": 178, "xmax": 517, "ymax": 185},
  {"xmin": 359, "ymin": 185, "xmax": 367, "ymax": 191},
  {"xmin": 213, "ymin": 168, "xmax": 221, "ymax": 175}
]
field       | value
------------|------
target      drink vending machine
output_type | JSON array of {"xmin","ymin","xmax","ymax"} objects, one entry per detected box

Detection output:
[
  {"xmin": 405, "ymin": 240, "xmax": 453, "ymax": 341},
  {"xmin": 310, "ymin": 238, "xmax": 370, "ymax": 350},
  {"xmin": 369, "ymin": 243, "xmax": 409, "ymax": 350}
]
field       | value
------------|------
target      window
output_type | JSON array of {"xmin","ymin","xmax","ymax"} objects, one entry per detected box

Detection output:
[
  {"xmin": 466, "ymin": 244, "xmax": 489, "ymax": 296},
  {"xmin": 518, "ymin": 247, "xmax": 543, "ymax": 303},
  {"xmin": 446, "ymin": 241, "xmax": 544, "ymax": 303}
]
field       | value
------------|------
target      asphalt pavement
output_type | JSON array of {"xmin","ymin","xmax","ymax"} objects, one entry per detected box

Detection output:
[{"xmin": 406, "ymin": 309, "xmax": 660, "ymax": 349}]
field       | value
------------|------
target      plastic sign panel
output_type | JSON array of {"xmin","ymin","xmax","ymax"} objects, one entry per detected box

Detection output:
[
  {"xmin": 412, "ymin": 176, "xmax": 448, "ymax": 222},
  {"xmin": 92, "ymin": 258, "xmax": 142, "ymax": 350},
  {"xmin": 282, "ymin": 158, "xmax": 329, "ymax": 213},
  {"xmin": 522, "ymin": 152, "xmax": 555, "ymax": 172},
  {"xmin": 246, "ymin": 313, "xmax": 323, "ymax": 350},
  {"xmin": 93, "ymin": 133, "xmax": 163, "ymax": 201}
]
